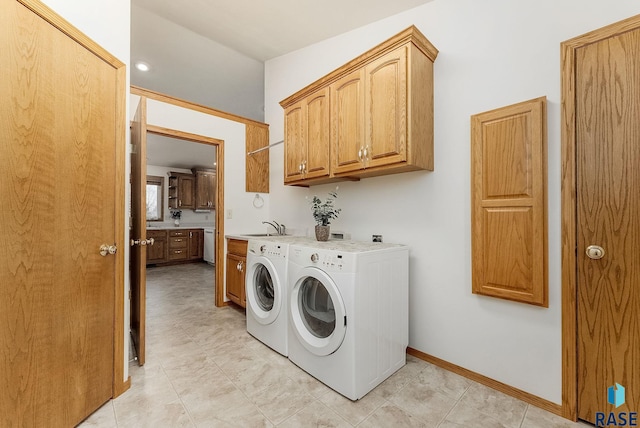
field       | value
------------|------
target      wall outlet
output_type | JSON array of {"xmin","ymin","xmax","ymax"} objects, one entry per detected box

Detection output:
[
  {"xmin": 226, "ymin": 209, "xmax": 233, "ymax": 219},
  {"xmin": 372, "ymin": 234, "xmax": 383, "ymax": 243}
]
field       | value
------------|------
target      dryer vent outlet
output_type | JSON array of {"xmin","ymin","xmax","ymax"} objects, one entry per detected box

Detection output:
[{"xmin": 372, "ymin": 235, "xmax": 383, "ymax": 243}]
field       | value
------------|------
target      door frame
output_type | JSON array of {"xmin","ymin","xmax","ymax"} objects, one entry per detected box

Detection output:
[
  {"xmin": 560, "ymin": 13, "xmax": 640, "ymax": 421},
  {"xmin": 142, "ymin": 124, "xmax": 226, "ymax": 306}
]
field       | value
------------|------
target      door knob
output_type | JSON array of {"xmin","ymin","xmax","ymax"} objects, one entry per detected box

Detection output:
[
  {"xmin": 100, "ymin": 244, "xmax": 117, "ymax": 256},
  {"xmin": 586, "ymin": 245, "xmax": 605, "ymax": 260}
]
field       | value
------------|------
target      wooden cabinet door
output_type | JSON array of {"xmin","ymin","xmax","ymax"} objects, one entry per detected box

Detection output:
[
  {"xmin": 226, "ymin": 253, "xmax": 246, "ymax": 307},
  {"xmin": 178, "ymin": 175, "xmax": 195, "ymax": 209},
  {"xmin": 365, "ymin": 46, "xmax": 408, "ymax": 169},
  {"xmin": 206, "ymin": 173, "xmax": 216, "ymax": 209},
  {"xmin": 304, "ymin": 87, "xmax": 331, "ymax": 180},
  {"xmin": 331, "ymin": 68, "xmax": 365, "ymax": 175},
  {"xmin": 146, "ymin": 230, "xmax": 168, "ymax": 264},
  {"xmin": 284, "ymin": 102, "xmax": 305, "ymax": 183},
  {"xmin": 188, "ymin": 229, "xmax": 203, "ymax": 260},
  {"xmin": 194, "ymin": 171, "xmax": 215, "ymax": 210}
]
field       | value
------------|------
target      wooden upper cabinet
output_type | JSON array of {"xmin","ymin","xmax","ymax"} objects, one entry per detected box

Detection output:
[
  {"xmin": 283, "ymin": 87, "xmax": 330, "ymax": 184},
  {"xmin": 331, "ymin": 69, "xmax": 365, "ymax": 175},
  {"xmin": 365, "ymin": 47, "xmax": 408, "ymax": 169},
  {"xmin": 471, "ymin": 97, "xmax": 548, "ymax": 307},
  {"xmin": 284, "ymin": 103, "xmax": 305, "ymax": 183},
  {"xmin": 168, "ymin": 172, "xmax": 195, "ymax": 209},
  {"xmin": 281, "ymin": 26, "xmax": 438, "ymax": 186},
  {"xmin": 305, "ymin": 88, "xmax": 331, "ymax": 179},
  {"xmin": 193, "ymin": 168, "xmax": 216, "ymax": 210}
]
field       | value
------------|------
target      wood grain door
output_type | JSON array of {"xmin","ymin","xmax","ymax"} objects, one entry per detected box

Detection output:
[
  {"xmin": 0, "ymin": 0, "xmax": 124, "ymax": 425},
  {"xmin": 130, "ymin": 98, "xmax": 147, "ymax": 366},
  {"xmin": 576, "ymin": 25, "xmax": 640, "ymax": 422},
  {"xmin": 304, "ymin": 87, "xmax": 331, "ymax": 180},
  {"xmin": 284, "ymin": 103, "xmax": 305, "ymax": 183},
  {"xmin": 331, "ymin": 69, "xmax": 365, "ymax": 175},
  {"xmin": 365, "ymin": 46, "xmax": 407, "ymax": 169}
]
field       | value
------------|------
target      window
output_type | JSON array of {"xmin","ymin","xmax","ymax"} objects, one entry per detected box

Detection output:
[{"xmin": 146, "ymin": 175, "xmax": 164, "ymax": 221}]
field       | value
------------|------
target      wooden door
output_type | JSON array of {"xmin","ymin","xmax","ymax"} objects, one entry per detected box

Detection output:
[
  {"xmin": 331, "ymin": 69, "xmax": 365, "ymax": 175},
  {"xmin": 365, "ymin": 46, "xmax": 408, "ymax": 169},
  {"xmin": 130, "ymin": 98, "xmax": 147, "ymax": 366},
  {"xmin": 284, "ymin": 102, "xmax": 305, "ymax": 182},
  {"xmin": 0, "ymin": 0, "xmax": 125, "ymax": 425},
  {"xmin": 304, "ymin": 87, "xmax": 331, "ymax": 180},
  {"xmin": 576, "ymin": 24, "xmax": 640, "ymax": 422}
]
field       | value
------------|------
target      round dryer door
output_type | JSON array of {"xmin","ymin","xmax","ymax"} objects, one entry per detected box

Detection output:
[
  {"xmin": 290, "ymin": 266, "xmax": 346, "ymax": 356},
  {"xmin": 246, "ymin": 256, "xmax": 282, "ymax": 325}
]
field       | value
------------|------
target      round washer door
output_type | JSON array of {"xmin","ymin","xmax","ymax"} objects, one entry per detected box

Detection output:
[
  {"xmin": 289, "ymin": 266, "xmax": 346, "ymax": 356},
  {"xmin": 246, "ymin": 256, "xmax": 282, "ymax": 325}
]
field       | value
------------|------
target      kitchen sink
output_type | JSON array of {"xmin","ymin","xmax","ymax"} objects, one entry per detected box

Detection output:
[{"xmin": 241, "ymin": 233, "xmax": 276, "ymax": 237}]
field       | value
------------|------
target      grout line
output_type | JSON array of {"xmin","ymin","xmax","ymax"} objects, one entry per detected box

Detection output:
[{"xmin": 435, "ymin": 384, "xmax": 471, "ymax": 427}]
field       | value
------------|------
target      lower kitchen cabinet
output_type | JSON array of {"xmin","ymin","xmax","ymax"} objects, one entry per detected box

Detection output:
[
  {"xmin": 146, "ymin": 228, "xmax": 204, "ymax": 266},
  {"xmin": 168, "ymin": 230, "xmax": 189, "ymax": 261},
  {"xmin": 146, "ymin": 229, "xmax": 168, "ymax": 264},
  {"xmin": 188, "ymin": 229, "xmax": 203, "ymax": 260},
  {"xmin": 225, "ymin": 238, "xmax": 247, "ymax": 308}
]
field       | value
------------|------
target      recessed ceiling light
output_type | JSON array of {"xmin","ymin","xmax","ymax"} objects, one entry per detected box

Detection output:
[{"xmin": 135, "ymin": 61, "xmax": 150, "ymax": 72}]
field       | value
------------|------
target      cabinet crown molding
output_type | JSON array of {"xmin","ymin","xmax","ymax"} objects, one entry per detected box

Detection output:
[{"xmin": 280, "ymin": 25, "xmax": 438, "ymax": 108}]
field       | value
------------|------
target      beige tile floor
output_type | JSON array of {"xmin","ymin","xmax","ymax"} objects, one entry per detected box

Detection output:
[{"xmin": 79, "ymin": 263, "xmax": 592, "ymax": 428}]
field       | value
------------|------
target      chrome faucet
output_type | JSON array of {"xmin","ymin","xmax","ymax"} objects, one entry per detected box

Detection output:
[{"xmin": 262, "ymin": 220, "xmax": 286, "ymax": 235}]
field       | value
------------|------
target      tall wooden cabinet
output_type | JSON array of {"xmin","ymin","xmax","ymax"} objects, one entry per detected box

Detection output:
[{"xmin": 280, "ymin": 25, "xmax": 438, "ymax": 186}]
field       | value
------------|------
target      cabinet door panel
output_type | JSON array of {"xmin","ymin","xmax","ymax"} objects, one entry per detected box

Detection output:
[
  {"xmin": 331, "ymin": 69, "xmax": 365, "ymax": 174},
  {"xmin": 305, "ymin": 87, "xmax": 330, "ymax": 179},
  {"xmin": 226, "ymin": 253, "xmax": 245, "ymax": 307},
  {"xmin": 188, "ymin": 229, "xmax": 203, "ymax": 260},
  {"xmin": 284, "ymin": 104, "xmax": 305, "ymax": 182},
  {"xmin": 178, "ymin": 175, "xmax": 195, "ymax": 209},
  {"xmin": 147, "ymin": 238, "xmax": 167, "ymax": 264},
  {"xmin": 365, "ymin": 47, "xmax": 407, "ymax": 168}
]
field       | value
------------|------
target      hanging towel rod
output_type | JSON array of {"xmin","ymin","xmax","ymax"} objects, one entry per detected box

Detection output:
[{"xmin": 247, "ymin": 140, "xmax": 283, "ymax": 156}]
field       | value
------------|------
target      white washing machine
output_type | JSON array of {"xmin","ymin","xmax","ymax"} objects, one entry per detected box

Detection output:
[
  {"xmin": 287, "ymin": 240, "xmax": 409, "ymax": 400},
  {"xmin": 245, "ymin": 238, "xmax": 290, "ymax": 356}
]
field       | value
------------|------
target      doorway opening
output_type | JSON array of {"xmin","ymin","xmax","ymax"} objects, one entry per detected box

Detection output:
[{"xmin": 129, "ymin": 117, "xmax": 226, "ymax": 366}]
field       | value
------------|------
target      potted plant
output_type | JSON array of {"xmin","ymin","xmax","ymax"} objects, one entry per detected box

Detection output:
[
  {"xmin": 170, "ymin": 209, "xmax": 182, "ymax": 227},
  {"xmin": 309, "ymin": 191, "xmax": 341, "ymax": 241}
]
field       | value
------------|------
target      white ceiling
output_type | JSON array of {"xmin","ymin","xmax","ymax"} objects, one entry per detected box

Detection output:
[
  {"xmin": 135, "ymin": 0, "xmax": 435, "ymax": 169},
  {"xmin": 147, "ymin": 133, "xmax": 216, "ymax": 170},
  {"xmin": 131, "ymin": 0, "xmax": 434, "ymax": 61}
]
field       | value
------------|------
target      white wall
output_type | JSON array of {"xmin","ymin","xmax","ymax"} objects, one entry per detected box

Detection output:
[
  {"xmin": 41, "ymin": 0, "xmax": 131, "ymax": 382},
  {"xmin": 265, "ymin": 0, "xmax": 640, "ymax": 404}
]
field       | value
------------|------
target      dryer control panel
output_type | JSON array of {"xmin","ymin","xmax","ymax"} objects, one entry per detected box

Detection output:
[{"xmin": 289, "ymin": 246, "xmax": 356, "ymax": 273}]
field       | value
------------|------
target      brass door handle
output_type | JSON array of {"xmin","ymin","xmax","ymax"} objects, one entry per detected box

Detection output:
[
  {"xmin": 586, "ymin": 245, "xmax": 605, "ymax": 260},
  {"xmin": 100, "ymin": 244, "xmax": 117, "ymax": 256}
]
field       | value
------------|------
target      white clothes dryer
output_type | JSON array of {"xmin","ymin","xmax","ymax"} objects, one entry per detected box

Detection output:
[
  {"xmin": 287, "ymin": 240, "xmax": 409, "ymax": 400},
  {"xmin": 245, "ymin": 238, "xmax": 290, "ymax": 356}
]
